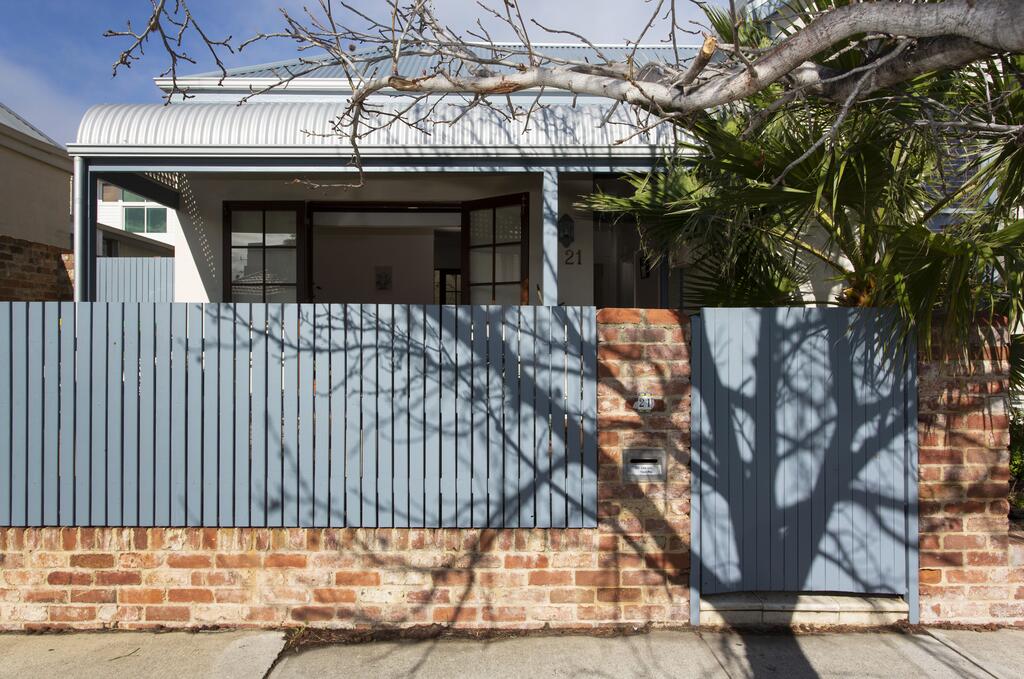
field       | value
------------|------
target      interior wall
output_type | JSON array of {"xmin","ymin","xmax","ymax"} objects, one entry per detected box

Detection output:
[{"xmin": 312, "ymin": 229, "xmax": 434, "ymax": 304}]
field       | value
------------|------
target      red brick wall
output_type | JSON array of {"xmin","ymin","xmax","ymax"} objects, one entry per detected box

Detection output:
[
  {"xmin": 917, "ymin": 324, "xmax": 1022, "ymax": 625},
  {"xmin": 0, "ymin": 234, "xmax": 73, "ymax": 301},
  {"xmin": 0, "ymin": 309, "xmax": 692, "ymax": 631}
]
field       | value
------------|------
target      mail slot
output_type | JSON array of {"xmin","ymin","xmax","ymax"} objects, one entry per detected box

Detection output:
[{"xmin": 623, "ymin": 448, "xmax": 666, "ymax": 482}]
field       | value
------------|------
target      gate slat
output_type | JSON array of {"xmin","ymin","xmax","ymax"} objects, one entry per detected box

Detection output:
[
  {"xmin": 581, "ymin": 306, "xmax": 597, "ymax": 528},
  {"xmin": 0, "ymin": 304, "xmax": 7, "ymax": 527},
  {"xmin": 43, "ymin": 304, "xmax": 60, "ymax": 525},
  {"xmin": 533, "ymin": 307, "xmax": 552, "ymax": 528},
  {"xmin": 58, "ymin": 302, "xmax": 76, "ymax": 526},
  {"xmin": 344, "ymin": 304, "xmax": 361, "ymax": 528},
  {"xmin": 250, "ymin": 304, "xmax": 268, "ymax": 526},
  {"xmin": 297, "ymin": 304, "xmax": 314, "ymax": 527},
  {"xmin": 106, "ymin": 303, "xmax": 123, "ymax": 526},
  {"xmin": 313, "ymin": 304, "xmax": 330, "ymax": 528},
  {"xmin": 185, "ymin": 304, "xmax": 203, "ymax": 526},
  {"xmin": 123, "ymin": 303, "xmax": 140, "ymax": 526},
  {"xmin": 266, "ymin": 304, "xmax": 284, "ymax": 527},
  {"xmin": 549, "ymin": 306, "xmax": 568, "ymax": 528},
  {"xmin": 565, "ymin": 306, "xmax": 583, "ymax": 528},
  {"xmin": 392, "ymin": 305, "xmax": 410, "ymax": 528},
  {"xmin": 501, "ymin": 306, "xmax": 520, "ymax": 528},
  {"xmin": 9, "ymin": 304, "xmax": 26, "ymax": 526},
  {"xmin": 220, "ymin": 305, "xmax": 236, "ymax": 527},
  {"xmin": 456, "ymin": 305, "xmax": 473, "ymax": 528},
  {"xmin": 438, "ymin": 305, "xmax": 456, "ymax": 527},
  {"xmin": 377, "ymin": 304, "xmax": 394, "ymax": 528},
  {"xmin": 754, "ymin": 310, "xmax": 771, "ymax": 590},
  {"xmin": 27, "ymin": 303, "xmax": 43, "ymax": 525}
]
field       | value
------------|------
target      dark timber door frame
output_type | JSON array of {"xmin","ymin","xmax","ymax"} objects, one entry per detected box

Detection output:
[{"xmin": 461, "ymin": 193, "xmax": 530, "ymax": 304}]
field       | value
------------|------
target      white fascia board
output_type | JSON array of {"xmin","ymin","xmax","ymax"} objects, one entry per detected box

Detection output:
[{"xmin": 66, "ymin": 143, "xmax": 669, "ymax": 159}]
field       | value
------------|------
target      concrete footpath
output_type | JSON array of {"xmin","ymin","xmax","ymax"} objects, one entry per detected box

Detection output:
[{"xmin": 0, "ymin": 628, "xmax": 1022, "ymax": 679}]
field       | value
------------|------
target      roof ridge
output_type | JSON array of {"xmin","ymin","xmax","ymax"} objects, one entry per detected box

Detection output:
[{"xmin": 0, "ymin": 100, "xmax": 63, "ymax": 148}]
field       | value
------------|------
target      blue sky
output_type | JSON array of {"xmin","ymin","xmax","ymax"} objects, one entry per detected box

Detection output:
[{"xmin": 0, "ymin": 1, "xmax": 718, "ymax": 145}]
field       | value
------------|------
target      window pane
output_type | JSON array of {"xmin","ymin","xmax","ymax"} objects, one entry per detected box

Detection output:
[
  {"xmin": 146, "ymin": 207, "xmax": 167, "ymax": 233},
  {"xmin": 231, "ymin": 248, "xmax": 263, "ymax": 284},
  {"xmin": 469, "ymin": 208, "xmax": 493, "ymax": 246},
  {"xmin": 265, "ymin": 211, "xmax": 297, "ymax": 246},
  {"xmin": 265, "ymin": 285, "xmax": 296, "ymax": 302},
  {"xmin": 265, "ymin": 248, "xmax": 296, "ymax": 285},
  {"xmin": 124, "ymin": 207, "xmax": 145, "ymax": 232},
  {"xmin": 469, "ymin": 249, "xmax": 493, "ymax": 284},
  {"xmin": 494, "ymin": 243, "xmax": 521, "ymax": 282},
  {"xmin": 101, "ymin": 183, "xmax": 121, "ymax": 202},
  {"xmin": 231, "ymin": 211, "xmax": 263, "ymax": 246},
  {"xmin": 122, "ymin": 190, "xmax": 146, "ymax": 203},
  {"xmin": 495, "ymin": 204, "xmax": 522, "ymax": 242},
  {"xmin": 493, "ymin": 284, "xmax": 521, "ymax": 305},
  {"xmin": 470, "ymin": 285, "xmax": 492, "ymax": 304},
  {"xmin": 231, "ymin": 285, "xmax": 263, "ymax": 303}
]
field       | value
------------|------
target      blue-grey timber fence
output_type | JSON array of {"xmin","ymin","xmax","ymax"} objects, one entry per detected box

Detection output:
[
  {"xmin": 689, "ymin": 307, "xmax": 919, "ymax": 624},
  {"xmin": 96, "ymin": 258, "xmax": 174, "ymax": 303},
  {"xmin": 0, "ymin": 302, "xmax": 597, "ymax": 529}
]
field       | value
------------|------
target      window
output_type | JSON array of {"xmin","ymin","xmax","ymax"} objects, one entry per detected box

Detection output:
[
  {"xmin": 434, "ymin": 269, "xmax": 462, "ymax": 304},
  {"xmin": 124, "ymin": 206, "xmax": 167, "ymax": 233},
  {"xmin": 225, "ymin": 205, "xmax": 302, "ymax": 302},
  {"xmin": 462, "ymin": 194, "xmax": 528, "ymax": 304}
]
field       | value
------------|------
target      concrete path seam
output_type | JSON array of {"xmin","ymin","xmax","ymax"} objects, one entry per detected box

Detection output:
[
  {"xmin": 919, "ymin": 629, "xmax": 1006, "ymax": 679},
  {"xmin": 695, "ymin": 631, "xmax": 736, "ymax": 679}
]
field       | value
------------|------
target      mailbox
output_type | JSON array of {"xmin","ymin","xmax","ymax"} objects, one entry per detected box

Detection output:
[{"xmin": 623, "ymin": 448, "xmax": 666, "ymax": 482}]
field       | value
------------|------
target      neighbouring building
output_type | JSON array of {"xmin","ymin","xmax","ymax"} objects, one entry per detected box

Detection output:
[{"xmin": 0, "ymin": 101, "xmax": 74, "ymax": 300}]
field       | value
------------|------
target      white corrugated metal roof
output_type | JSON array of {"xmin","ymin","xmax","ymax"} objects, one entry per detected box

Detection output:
[{"xmin": 72, "ymin": 101, "xmax": 676, "ymax": 157}]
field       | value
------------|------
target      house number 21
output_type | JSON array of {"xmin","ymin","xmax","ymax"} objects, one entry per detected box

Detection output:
[{"xmin": 564, "ymin": 249, "xmax": 582, "ymax": 265}]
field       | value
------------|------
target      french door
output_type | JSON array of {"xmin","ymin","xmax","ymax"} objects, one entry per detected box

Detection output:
[{"xmin": 461, "ymin": 193, "xmax": 529, "ymax": 304}]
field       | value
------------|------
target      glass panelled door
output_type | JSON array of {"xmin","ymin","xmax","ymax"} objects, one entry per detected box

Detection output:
[
  {"xmin": 224, "ymin": 203, "xmax": 306, "ymax": 302},
  {"xmin": 462, "ymin": 193, "xmax": 529, "ymax": 304}
]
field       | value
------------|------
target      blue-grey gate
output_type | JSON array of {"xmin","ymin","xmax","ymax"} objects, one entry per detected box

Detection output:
[
  {"xmin": 0, "ymin": 302, "xmax": 597, "ymax": 529},
  {"xmin": 96, "ymin": 257, "xmax": 174, "ymax": 302},
  {"xmin": 689, "ymin": 307, "xmax": 919, "ymax": 624}
]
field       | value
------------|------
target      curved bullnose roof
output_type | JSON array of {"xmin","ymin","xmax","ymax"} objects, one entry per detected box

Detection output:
[{"xmin": 70, "ymin": 101, "xmax": 677, "ymax": 158}]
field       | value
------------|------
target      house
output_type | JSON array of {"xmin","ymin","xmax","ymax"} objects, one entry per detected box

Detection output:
[
  {"xmin": 95, "ymin": 179, "xmax": 176, "ymax": 258},
  {"xmin": 0, "ymin": 101, "xmax": 74, "ymax": 300},
  {"xmin": 67, "ymin": 45, "xmax": 686, "ymax": 308}
]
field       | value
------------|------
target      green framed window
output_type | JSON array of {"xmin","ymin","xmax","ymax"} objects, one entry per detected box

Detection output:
[{"xmin": 123, "ymin": 206, "xmax": 167, "ymax": 234}]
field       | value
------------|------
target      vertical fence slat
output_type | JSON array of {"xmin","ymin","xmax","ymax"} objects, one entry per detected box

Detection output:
[
  {"xmin": 218, "ymin": 306, "xmax": 235, "ymax": 526},
  {"xmin": 230, "ymin": 304, "xmax": 249, "ymax": 527},
  {"xmin": 486, "ymin": 306, "xmax": 503, "ymax": 527},
  {"xmin": 360, "ymin": 304, "xmax": 377, "ymax": 528},
  {"xmin": 313, "ymin": 304, "xmax": 331, "ymax": 528},
  {"xmin": 58, "ymin": 302, "xmax": 75, "ymax": 526},
  {"xmin": 139, "ymin": 304, "xmax": 157, "ymax": 525},
  {"xmin": 0, "ymin": 304, "xmax": 12, "ymax": 526},
  {"xmin": 501, "ymin": 306, "xmax": 520, "ymax": 528},
  {"xmin": 297, "ymin": 304, "xmax": 315, "ymax": 528},
  {"xmin": 581, "ymin": 306, "xmax": 597, "ymax": 528},
  {"xmin": 549, "ymin": 307, "xmax": 568, "ymax": 528},
  {"xmin": 26, "ymin": 303, "xmax": 43, "ymax": 525},
  {"xmin": 283, "ymin": 304, "xmax": 300, "ymax": 526},
  {"xmin": 154, "ymin": 304, "xmax": 171, "ymax": 526},
  {"xmin": 106, "ymin": 303, "xmax": 124, "ymax": 526},
  {"xmin": 439, "ymin": 306, "xmax": 457, "ymax": 527},
  {"xmin": 392, "ymin": 304, "xmax": 410, "ymax": 528},
  {"xmin": 425, "ymin": 305, "xmax": 444, "ymax": 528},
  {"xmin": 10, "ymin": 304, "xmax": 28, "ymax": 526},
  {"xmin": 565, "ymin": 306, "xmax": 583, "ymax": 529},
  {"xmin": 518, "ymin": 305, "xmax": 537, "ymax": 527},
  {"xmin": 409, "ymin": 305, "xmax": 427, "ymax": 528},
  {"xmin": 470, "ymin": 305, "xmax": 488, "ymax": 527},
  {"xmin": 344, "ymin": 304, "xmax": 361, "ymax": 528},
  {"xmin": 250, "ymin": 304, "xmax": 267, "ymax": 527},
  {"xmin": 186, "ymin": 304, "xmax": 204, "ymax": 526},
  {"xmin": 266, "ymin": 304, "xmax": 284, "ymax": 527},
  {"xmin": 455, "ymin": 305, "xmax": 473, "ymax": 528},
  {"xmin": 169, "ymin": 304, "xmax": 187, "ymax": 526},
  {"xmin": 328, "ymin": 304, "xmax": 346, "ymax": 528},
  {"xmin": 90, "ymin": 303, "xmax": 108, "ymax": 526},
  {"xmin": 203, "ymin": 305, "xmax": 220, "ymax": 526},
  {"xmin": 377, "ymin": 304, "xmax": 393, "ymax": 528},
  {"xmin": 123, "ymin": 303, "xmax": 140, "ymax": 526}
]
